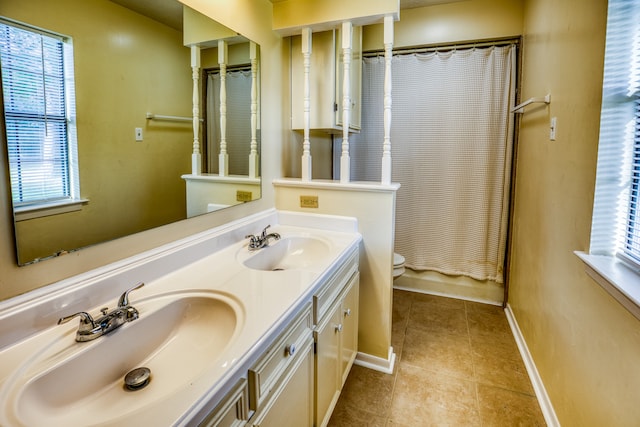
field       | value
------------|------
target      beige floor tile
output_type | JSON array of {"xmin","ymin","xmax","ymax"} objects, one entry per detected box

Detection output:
[
  {"xmin": 336, "ymin": 364, "xmax": 396, "ymax": 418},
  {"xmin": 328, "ymin": 397, "xmax": 387, "ymax": 427},
  {"xmin": 472, "ymin": 352, "xmax": 535, "ymax": 395},
  {"xmin": 402, "ymin": 327, "xmax": 474, "ymax": 380},
  {"xmin": 409, "ymin": 299, "xmax": 469, "ymax": 337},
  {"xmin": 465, "ymin": 300, "xmax": 505, "ymax": 315},
  {"xmin": 332, "ymin": 291, "xmax": 543, "ymax": 427},
  {"xmin": 390, "ymin": 363, "xmax": 481, "ymax": 426},
  {"xmin": 393, "ymin": 289, "xmax": 414, "ymax": 312},
  {"xmin": 412, "ymin": 292, "xmax": 466, "ymax": 310},
  {"xmin": 469, "ymin": 330, "xmax": 522, "ymax": 363},
  {"xmin": 385, "ymin": 421, "xmax": 412, "ymax": 427},
  {"xmin": 467, "ymin": 309, "xmax": 514, "ymax": 342},
  {"xmin": 476, "ymin": 384, "xmax": 546, "ymax": 427}
]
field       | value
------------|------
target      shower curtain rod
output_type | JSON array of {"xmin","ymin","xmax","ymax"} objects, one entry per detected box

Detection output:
[
  {"xmin": 362, "ymin": 37, "xmax": 519, "ymax": 58},
  {"xmin": 204, "ymin": 64, "xmax": 252, "ymax": 74}
]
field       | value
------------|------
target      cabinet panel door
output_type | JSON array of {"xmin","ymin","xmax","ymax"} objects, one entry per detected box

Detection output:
[
  {"xmin": 199, "ymin": 379, "xmax": 249, "ymax": 427},
  {"xmin": 291, "ymin": 30, "xmax": 337, "ymax": 130},
  {"xmin": 252, "ymin": 339, "xmax": 314, "ymax": 427},
  {"xmin": 314, "ymin": 304, "xmax": 341, "ymax": 427},
  {"xmin": 340, "ymin": 274, "xmax": 359, "ymax": 387}
]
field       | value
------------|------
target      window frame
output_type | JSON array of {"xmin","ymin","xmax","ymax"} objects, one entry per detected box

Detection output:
[
  {"xmin": 0, "ymin": 17, "xmax": 85, "ymax": 221},
  {"xmin": 578, "ymin": 0, "xmax": 640, "ymax": 320}
]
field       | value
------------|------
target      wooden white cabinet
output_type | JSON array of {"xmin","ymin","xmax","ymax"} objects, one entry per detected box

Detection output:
[
  {"xmin": 248, "ymin": 305, "xmax": 314, "ymax": 427},
  {"xmin": 314, "ymin": 272, "xmax": 359, "ymax": 427},
  {"xmin": 199, "ymin": 379, "xmax": 249, "ymax": 427},
  {"xmin": 290, "ymin": 27, "xmax": 362, "ymax": 132},
  {"xmin": 197, "ymin": 247, "xmax": 360, "ymax": 427},
  {"xmin": 339, "ymin": 278, "xmax": 359, "ymax": 387}
]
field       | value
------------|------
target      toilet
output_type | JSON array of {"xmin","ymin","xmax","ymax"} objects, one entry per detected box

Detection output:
[{"xmin": 393, "ymin": 252, "xmax": 405, "ymax": 278}]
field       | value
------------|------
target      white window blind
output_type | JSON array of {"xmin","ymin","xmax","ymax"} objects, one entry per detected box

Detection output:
[
  {"xmin": 0, "ymin": 18, "xmax": 79, "ymax": 208},
  {"xmin": 591, "ymin": 0, "xmax": 640, "ymax": 268}
]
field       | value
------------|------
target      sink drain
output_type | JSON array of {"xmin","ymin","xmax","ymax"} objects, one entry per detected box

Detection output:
[
  {"xmin": 124, "ymin": 367, "xmax": 151, "ymax": 391},
  {"xmin": 272, "ymin": 268, "xmax": 285, "ymax": 271}
]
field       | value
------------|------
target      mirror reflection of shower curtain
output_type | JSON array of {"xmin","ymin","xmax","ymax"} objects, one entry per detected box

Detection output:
[
  {"xmin": 206, "ymin": 70, "xmax": 252, "ymax": 175},
  {"xmin": 340, "ymin": 45, "xmax": 516, "ymax": 283}
]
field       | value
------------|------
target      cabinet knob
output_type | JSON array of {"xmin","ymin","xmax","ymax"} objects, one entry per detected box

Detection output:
[
  {"xmin": 285, "ymin": 344, "xmax": 296, "ymax": 357},
  {"xmin": 335, "ymin": 324, "xmax": 343, "ymax": 333},
  {"xmin": 344, "ymin": 308, "xmax": 351, "ymax": 317}
]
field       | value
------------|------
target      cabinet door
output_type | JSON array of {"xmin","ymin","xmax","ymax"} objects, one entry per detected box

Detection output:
[
  {"xmin": 314, "ymin": 302, "xmax": 341, "ymax": 427},
  {"xmin": 251, "ymin": 338, "xmax": 314, "ymax": 427},
  {"xmin": 199, "ymin": 379, "xmax": 249, "ymax": 427},
  {"xmin": 339, "ymin": 273, "xmax": 359, "ymax": 387},
  {"xmin": 291, "ymin": 30, "xmax": 337, "ymax": 131}
]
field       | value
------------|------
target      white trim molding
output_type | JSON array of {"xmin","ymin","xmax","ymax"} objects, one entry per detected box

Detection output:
[
  {"xmin": 504, "ymin": 304, "xmax": 560, "ymax": 427},
  {"xmin": 354, "ymin": 347, "xmax": 396, "ymax": 375},
  {"xmin": 14, "ymin": 198, "xmax": 88, "ymax": 222},
  {"xmin": 575, "ymin": 251, "xmax": 640, "ymax": 321}
]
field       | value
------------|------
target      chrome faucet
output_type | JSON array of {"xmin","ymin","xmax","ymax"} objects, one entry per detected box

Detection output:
[
  {"xmin": 58, "ymin": 282, "xmax": 144, "ymax": 342},
  {"xmin": 245, "ymin": 225, "xmax": 281, "ymax": 251}
]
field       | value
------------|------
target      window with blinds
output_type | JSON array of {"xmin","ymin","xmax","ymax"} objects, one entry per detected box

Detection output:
[
  {"xmin": 0, "ymin": 18, "xmax": 79, "ymax": 209},
  {"xmin": 591, "ymin": 0, "xmax": 640, "ymax": 269}
]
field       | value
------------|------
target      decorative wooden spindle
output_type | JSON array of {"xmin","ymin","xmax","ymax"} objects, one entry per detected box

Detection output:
[
  {"xmin": 381, "ymin": 16, "xmax": 394, "ymax": 185},
  {"xmin": 301, "ymin": 27, "xmax": 312, "ymax": 181},
  {"xmin": 249, "ymin": 42, "xmax": 259, "ymax": 178},
  {"xmin": 191, "ymin": 45, "xmax": 201, "ymax": 175},
  {"xmin": 340, "ymin": 21, "xmax": 353, "ymax": 183},
  {"xmin": 218, "ymin": 40, "xmax": 229, "ymax": 177}
]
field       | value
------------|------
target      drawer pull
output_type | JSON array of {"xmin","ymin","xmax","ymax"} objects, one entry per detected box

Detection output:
[
  {"xmin": 344, "ymin": 308, "xmax": 351, "ymax": 317},
  {"xmin": 285, "ymin": 344, "xmax": 296, "ymax": 357},
  {"xmin": 335, "ymin": 324, "xmax": 343, "ymax": 333}
]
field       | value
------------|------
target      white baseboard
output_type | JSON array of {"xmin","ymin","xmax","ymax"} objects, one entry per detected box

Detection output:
[
  {"xmin": 354, "ymin": 347, "xmax": 396, "ymax": 374},
  {"xmin": 504, "ymin": 304, "xmax": 560, "ymax": 427}
]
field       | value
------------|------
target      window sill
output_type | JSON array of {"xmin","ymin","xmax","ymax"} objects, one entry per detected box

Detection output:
[
  {"xmin": 14, "ymin": 198, "xmax": 89, "ymax": 222},
  {"xmin": 575, "ymin": 251, "xmax": 640, "ymax": 321}
]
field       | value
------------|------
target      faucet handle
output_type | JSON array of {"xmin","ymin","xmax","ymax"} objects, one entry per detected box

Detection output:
[
  {"xmin": 117, "ymin": 282, "xmax": 145, "ymax": 308},
  {"xmin": 245, "ymin": 234, "xmax": 259, "ymax": 249},
  {"xmin": 58, "ymin": 311, "xmax": 96, "ymax": 329}
]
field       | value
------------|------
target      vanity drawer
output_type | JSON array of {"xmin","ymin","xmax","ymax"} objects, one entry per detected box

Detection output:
[
  {"xmin": 248, "ymin": 303, "xmax": 312, "ymax": 412},
  {"xmin": 313, "ymin": 248, "xmax": 358, "ymax": 324},
  {"xmin": 199, "ymin": 378, "xmax": 249, "ymax": 427}
]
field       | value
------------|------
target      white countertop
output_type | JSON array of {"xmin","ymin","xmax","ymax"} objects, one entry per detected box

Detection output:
[{"xmin": 0, "ymin": 210, "xmax": 361, "ymax": 426}]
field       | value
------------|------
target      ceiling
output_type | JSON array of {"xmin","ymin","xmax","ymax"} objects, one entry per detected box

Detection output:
[
  {"xmin": 109, "ymin": 0, "xmax": 469, "ymax": 33},
  {"xmin": 109, "ymin": 0, "xmax": 184, "ymax": 31},
  {"xmin": 268, "ymin": 0, "xmax": 468, "ymax": 9}
]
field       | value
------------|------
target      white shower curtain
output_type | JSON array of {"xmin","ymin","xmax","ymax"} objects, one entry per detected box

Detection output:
[
  {"xmin": 342, "ymin": 45, "xmax": 516, "ymax": 283},
  {"xmin": 206, "ymin": 70, "xmax": 252, "ymax": 175}
]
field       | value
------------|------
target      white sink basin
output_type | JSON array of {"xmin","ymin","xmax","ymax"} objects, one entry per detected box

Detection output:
[
  {"xmin": 240, "ymin": 236, "xmax": 332, "ymax": 271},
  {"xmin": 1, "ymin": 291, "xmax": 244, "ymax": 427}
]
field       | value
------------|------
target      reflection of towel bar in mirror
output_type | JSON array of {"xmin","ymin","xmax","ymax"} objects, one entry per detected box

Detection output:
[
  {"xmin": 146, "ymin": 112, "xmax": 203, "ymax": 122},
  {"xmin": 510, "ymin": 93, "xmax": 550, "ymax": 114}
]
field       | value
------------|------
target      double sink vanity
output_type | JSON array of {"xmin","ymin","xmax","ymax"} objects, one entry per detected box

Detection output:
[{"xmin": 0, "ymin": 209, "xmax": 362, "ymax": 426}]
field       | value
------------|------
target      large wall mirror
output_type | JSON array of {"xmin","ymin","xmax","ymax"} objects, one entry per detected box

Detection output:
[{"xmin": 0, "ymin": 0, "xmax": 261, "ymax": 266}]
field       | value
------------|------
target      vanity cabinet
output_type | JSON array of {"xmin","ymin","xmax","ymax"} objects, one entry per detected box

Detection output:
[
  {"xmin": 290, "ymin": 26, "xmax": 363, "ymax": 133},
  {"xmin": 248, "ymin": 304, "xmax": 314, "ymax": 427},
  {"xmin": 314, "ymin": 257, "xmax": 360, "ymax": 427},
  {"xmin": 199, "ymin": 379, "xmax": 250, "ymax": 427},
  {"xmin": 198, "ymin": 244, "xmax": 360, "ymax": 427}
]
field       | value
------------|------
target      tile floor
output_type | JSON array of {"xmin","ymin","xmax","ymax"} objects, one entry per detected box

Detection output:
[{"xmin": 328, "ymin": 289, "xmax": 546, "ymax": 426}]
